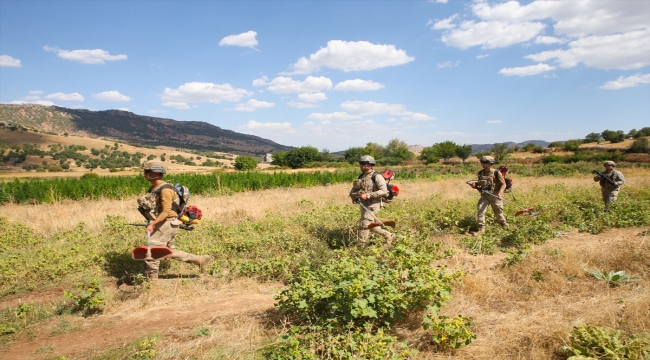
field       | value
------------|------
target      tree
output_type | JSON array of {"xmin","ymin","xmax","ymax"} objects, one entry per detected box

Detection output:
[
  {"xmin": 419, "ymin": 146, "xmax": 440, "ymax": 164},
  {"xmin": 431, "ymin": 141, "xmax": 458, "ymax": 161},
  {"xmin": 584, "ymin": 132, "xmax": 602, "ymax": 143},
  {"xmin": 271, "ymin": 151, "xmax": 288, "ymax": 167},
  {"xmin": 455, "ymin": 144, "xmax": 473, "ymax": 164},
  {"xmin": 286, "ymin": 146, "xmax": 321, "ymax": 169},
  {"xmin": 363, "ymin": 142, "xmax": 385, "ymax": 161},
  {"xmin": 234, "ymin": 156, "xmax": 258, "ymax": 171},
  {"xmin": 343, "ymin": 147, "xmax": 366, "ymax": 164},
  {"xmin": 523, "ymin": 143, "xmax": 537, "ymax": 152},
  {"xmin": 548, "ymin": 141, "xmax": 564, "ymax": 148},
  {"xmin": 601, "ymin": 130, "xmax": 625, "ymax": 143},
  {"xmin": 491, "ymin": 143, "xmax": 510, "ymax": 162},
  {"xmin": 562, "ymin": 139, "xmax": 583, "ymax": 152},
  {"xmin": 636, "ymin": 127, "xmax": 650, "ymax": 138},
  {"xmin": 628, "ymin": 138, "xmax": 649, "ymax": 153},
  {"xmin": 319, "ymin": 149, "xmax": 335, "ymax": 162},
  {"xmin": 385, "ymin": 138, "xmax": 413, "ymax": 161}
]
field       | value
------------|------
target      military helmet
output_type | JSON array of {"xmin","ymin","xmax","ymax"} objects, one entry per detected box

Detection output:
[
  {"xmin": 141, "ymin": 160, "xmax": 166, "ymax": 174},
  {"xmin": 604, "ymin": 160, "xmax": 616, "ymax": 167},
  {"xmin": 358, "ymin": 155, "xmax": 376, "ymax": 165},
  {"xmin": 480, "ymin": 156, "xmax": 495, "ymax": 164}
]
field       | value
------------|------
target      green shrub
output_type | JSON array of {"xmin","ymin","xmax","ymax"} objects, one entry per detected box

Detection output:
[
  {"xmin": 64, "ymin": 277, "xmax": 105, "ymax": 315},
  {"xmin": 234, "ymin": 156, "xmax": 258, "ymax": 171},
  {"xmin": 584, "ymin": 269, "xmax": 639, "ymax": 287},
  {"xmin": 423, "ymin": 313, "xmax": 476, "ymax": 350},
  {"xmin": 564, "ymin": 324, "xmax": 650, "ymax": 359}
]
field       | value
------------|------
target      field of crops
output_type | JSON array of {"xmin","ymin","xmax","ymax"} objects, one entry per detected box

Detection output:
[
  {"xmin": 2, "ymin": 162, "xmax": 648, "ymax": 204},
  {"xmin": 0, "ymin": 163, "xmax": 649, "ymax": 359}
]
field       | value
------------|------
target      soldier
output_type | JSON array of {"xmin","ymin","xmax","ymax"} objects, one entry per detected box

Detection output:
[
  {"xmin": 349, "ymin": 155, "xmax": 396, "ymax": 245},
  {"xmin": 593, "ymin": 160, "xmax": 625, "ymax": 209},
  {"xmin": 139, "ymin": 160, "xmax": 211, "ymax": 281},
  {"xmin": 470, "ymin": 156, "xmax": 508, "ymax": 236}
]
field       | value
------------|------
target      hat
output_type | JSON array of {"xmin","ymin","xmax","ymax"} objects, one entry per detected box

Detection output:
[
  {"xmin": 604, "ymin": 160, "xmax": 616, "ymax": 167},
  {"xmin": 480, "ymin": 156, "xmax": 495, "ymax": 164},
  {"xmin": 141, "ymin": 160, "xmax": 167, "ymax": 174}
]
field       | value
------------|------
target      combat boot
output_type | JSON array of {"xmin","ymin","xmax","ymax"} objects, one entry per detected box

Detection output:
[
  {"xmin": 470, "ymin": 226, "xmax": 485, "ymax": 237},
  {"xmin": 385, "ymin": 233, "xmax": 396, "ymax": 246},
  {"xmin": 190, "ymin": 255, "xmax": 212, "ymax": 274}
]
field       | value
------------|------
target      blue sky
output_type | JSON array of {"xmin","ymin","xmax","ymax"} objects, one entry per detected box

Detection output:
[{"xmin": 1, "ymin": 0, "xmax": 649, "ymax": 151}]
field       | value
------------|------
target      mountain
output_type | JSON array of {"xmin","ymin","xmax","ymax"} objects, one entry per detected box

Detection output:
[
  {"xmin": 470, "ymin": 140, "xmax": 550, "ymax": 153},
  {"xmin": 0, "ymin": 104, "xmax": 292, "ymax": 156}
]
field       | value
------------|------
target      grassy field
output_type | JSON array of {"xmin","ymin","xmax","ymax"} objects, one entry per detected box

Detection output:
[{"xmin": 0, "ymin": 166, "xmax": 648, "ymax": 359}]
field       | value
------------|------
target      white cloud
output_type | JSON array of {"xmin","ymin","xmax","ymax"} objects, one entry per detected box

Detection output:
[
  {"xmin": 0, "ymin": 55, "xmax": 22, "ymax": 67},
  {"xmin": 28, "ymin": 91, "xmax": 44, "ymax": 95},
  {"xmin": 599, "ymin": 73, "xmax": 650, "ymax": 90},
  {"xmin": 43, "ymin": 45, "xmax": 127, "ymax": 64},
  {"xmin": 287, "ymin": 40, "xmax": 414, "ymax": 74},
  {"xmin": 233, "ymin": 99, "xmax": 275, "ymax": 111},
  {"xmin": 525, "ymin": 29, "xmax": 650, "ymax": 70},
  {"xmin": 486, "ymin": 120, "xmax": 502, "ymax": 124},
  {"xmin": 297, "ymin": 92, "xmax": 327, "ymax": 103},
  {"xmin": 307, "ymin": 112, "xmax": 362, "ymax": 121},
  {"xmin": 253, "ymin": 76, "xmax": 332, "ymax": 94},
  {"xmin": 431, "ymin": 15, "xmax": 458, "ymax": 30},
  {"xmin": 288, "ymin": 101, "xmax": 318, "ymax": 109},
  {"xmin": 93, "ymin": 91, "xmax": 132, "ymax": 102},
  {"xmin": 472, "ymin": 0, "xmax": 649, "ymax": 38},
  {"xmin": 437, "ymin": 60, "xmax": 460, "ymax": 68},
  {"xmin": 477, "ymin": 54, "xmax": 490, "ymax": 59},
  {"xmin": 161, "ymin": 82, "xmax": 252, "ymax": 109},
  {"xmin": 341, "ymin": 100, "xmax": 406, "ymax": 117},
  {"xmin": 45, "ymin": 92, "xmax": 85, "ymax": 101},
  {"xmin": 535, "ymin": 36, "xmax": 567, "ymax": 44},
  {"xmin": 334, "ymin": 79, "xmax": 385, "ymax": 92},
  {"xmin": 9, "ymin": 100, "xmax": 56, "ymax": 106},
  {"xmin": 401, "ymin": 112, "xmax": 435, "ymax": 122},
  {"xmin": 498, "ymin": 63, "xmax": 556, "ymax": 76},
  {"xmin": 219, "ymin": 30, "xmax": 258, "ymax": 48},
  {"xmin": 429, "ymin": 0, "xmax": 448, "ymax": 3},
  {"xmin": 117, "ymin": 108, "xmax": 129, "ymax": 111},
  {"xmin": 245, "ymin": 120, "xmax": 293, "ymax": 132},
  {"xmin": 162, "ymin": 101, "xmax": 190, "ymax": 110},
  {"xmin": 441, "ymin": 20, "xmax": 546, "ymax": 49}
]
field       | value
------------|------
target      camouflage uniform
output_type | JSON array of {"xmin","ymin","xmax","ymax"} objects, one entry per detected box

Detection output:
[
  {"xmin": 475, "ymin": 169, "xmax": 508, "ymax": 231},
  {"xmin": 139, "ymin": 182, "xmax": 209, "ymax": 278},
  {"xmin": 593, "ymin": 165, "xmax": 625, "ymax": 206},
  {"xmin": 349, "ymin": 172, "xmax": 395, "ymax": 244}
]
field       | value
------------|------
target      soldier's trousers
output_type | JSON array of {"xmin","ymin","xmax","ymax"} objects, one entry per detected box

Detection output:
[
  {"xmin": 601, "ymin": 187, "xmax": 619, "ymax": 206},
  {"xmin": 477, "ymin": 193, "xmax": 507, "ymax": 227},
  {"xmin": 358, "ymin": 202, "xmax": 393, "ymax": 243},
  {"xmin": 145, "ymin": 218, "xmax": 199, "ymax": 275}
]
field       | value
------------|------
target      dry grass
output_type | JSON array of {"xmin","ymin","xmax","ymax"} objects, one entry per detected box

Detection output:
[{"xmin": 415, "ymin": 228, "xmax": 650, "ymax": 359}]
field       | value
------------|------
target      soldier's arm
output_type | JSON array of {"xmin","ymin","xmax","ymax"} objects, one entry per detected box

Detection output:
[
  {"xmin": 615, "ymin": 171, "xmax": 625, "ymax": 186},
  {"xmin": 495, "ymin": 171, "xmax": 507, "ymax": 196},
  {"xmin": 368, "ymin": 174, "xmax": 388, "ymax": 199},
  {"xmin": 593, "ymin": 175, "xmax": 601, "ymax": 182}
]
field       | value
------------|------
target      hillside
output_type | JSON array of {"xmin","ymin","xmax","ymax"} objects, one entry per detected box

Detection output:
[{"xmin": 0, "ymin": 104, "xmax": 292, "ymax": 156}]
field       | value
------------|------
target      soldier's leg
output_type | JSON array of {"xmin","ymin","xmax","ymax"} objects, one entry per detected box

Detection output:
[
  {"xmin": 489, "ymin": 196, "xmax": 508, "ymax": 226},
  {"xmin": 358, "ymin": 206, "xmax": 372, "ymax": 243},
  {"xmin": 476, "ymin": 195, "xmax": 489, "ymax": 231},
  {"xmin": 601, "ymin": 187, "xmax": 609, "ymax": 206},
  {"xmin": 367, "ymin": 203, "xmax": 395, "ymax": 243}
]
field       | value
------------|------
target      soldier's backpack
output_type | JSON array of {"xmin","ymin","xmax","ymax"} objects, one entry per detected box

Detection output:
[
  {"xmin": 498, "ymin": 167, "xmax": 513, "ymax": 193},
  {"xmin": 358, "ymin": 169, "xmax": 400, "ymax": 202}
]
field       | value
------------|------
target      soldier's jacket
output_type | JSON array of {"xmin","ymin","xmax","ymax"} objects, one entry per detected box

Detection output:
[
  {"xmin": 137, "ymin": 182, "xmax": 180, "ymax": 222},
  {"xmin": 594, "ymin": 170, "xmax": 625, "ymax": 189},
  {"xmin": 476, "ymin": 169, "xmax": 506, "ymax": 195},
  {"xmin": 349, "ymin": 171, "xmax": 388, "ymax": 205}
]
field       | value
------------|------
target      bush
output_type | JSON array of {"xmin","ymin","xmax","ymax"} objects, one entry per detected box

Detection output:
[
  {"xmin": 564, "ymin": 324, "xmax": 650, "ymax": 359},
  {"xmin": 628, "ymin": 138, "xmax": 649, "ymax": 153},
  {"xmin": 234, "ymin": 156, "xmax": 258, "ymax": 171},
  {"xmin": 63, "ymin": 277, "xmax": 105, "ymax": 315},
  {"xmin": 80, "ymin": 172, "xmax": 99, "ymax": 179}
]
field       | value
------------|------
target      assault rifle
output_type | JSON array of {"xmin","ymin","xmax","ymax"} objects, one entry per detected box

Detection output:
[{"xmin": 592, "ymin": 170, "xmax": 619, "ymax": 188}]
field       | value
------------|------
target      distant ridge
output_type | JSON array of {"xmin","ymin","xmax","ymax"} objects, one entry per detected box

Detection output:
[{"xmin": 0, "ymin": 104, "xmax": 292, "ymax": 156}]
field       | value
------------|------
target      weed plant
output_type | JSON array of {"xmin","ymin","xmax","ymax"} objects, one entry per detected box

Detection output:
[{"xmin": 564, "ymin": 324, "xmax": 650, "ymax": 359}]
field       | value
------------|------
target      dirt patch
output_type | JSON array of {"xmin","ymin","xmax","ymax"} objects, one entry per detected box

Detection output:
[{"xmin": 0, "ymin": 279, "xmax": 278, "ymax": 360}]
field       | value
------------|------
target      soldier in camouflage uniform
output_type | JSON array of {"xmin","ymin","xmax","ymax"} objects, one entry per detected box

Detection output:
[
  {"xmin": 470, "ymin": 156, "xmax": 508, "ymax": 236},
  {"xmin": 593, "ymin": 160, "xmax": 625, "ymax": 209},
  {"xmin": 139, "ymin": 160, "xmax": 211, "ymax": 281},
  {"xmin": 349, "ymin": 155, "xmax": 396, "ymax": 245}
]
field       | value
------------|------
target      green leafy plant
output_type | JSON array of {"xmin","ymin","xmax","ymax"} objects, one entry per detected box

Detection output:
[
  {"xmin": 130, "ymin": 336, "xmax": 158, "ymax": 360},
  {"xmin": 564, "ymin": 324, "xmax": 650, "ymax": 359},
  {"xmin": 532, "ymin": 270, "xmax": 544, "ymax": 282},
  {"xmin": 423, "ymin": 310, "xmax": 476, "ymax": 350},
  {"xmin": 64, "ymin": 277, "xmax": 105, "ymax": 315},
  {"xmin": 584, "ymin": 269, "xmax": 639, "ymax": 287}
]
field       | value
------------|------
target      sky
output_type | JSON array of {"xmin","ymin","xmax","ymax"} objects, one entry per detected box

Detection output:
[{"xmin": 1, "ymin": 0, "xmax": 649, "ymax": 152}]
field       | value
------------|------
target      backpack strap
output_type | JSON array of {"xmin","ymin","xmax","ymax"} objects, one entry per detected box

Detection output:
[{"xmin": 150, "ymin": 183, "xmax": 182, "ymax": 217}]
